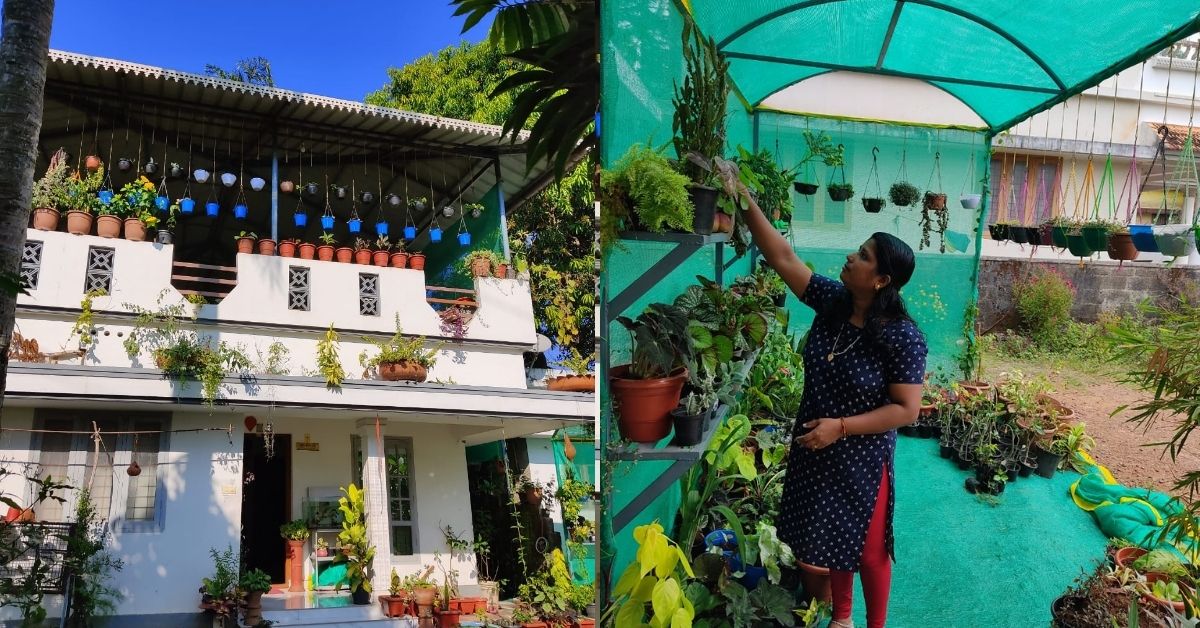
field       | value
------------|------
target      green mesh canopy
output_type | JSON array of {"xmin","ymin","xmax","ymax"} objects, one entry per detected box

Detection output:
[{"xmin": 684, "ymin": 0, "xmax": 1200, "ymax": 131}]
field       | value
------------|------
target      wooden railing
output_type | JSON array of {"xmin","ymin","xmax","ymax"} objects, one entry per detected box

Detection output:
[{"xmin": 171, "ymin": 261, "xmax": 237, "ymax": 303}]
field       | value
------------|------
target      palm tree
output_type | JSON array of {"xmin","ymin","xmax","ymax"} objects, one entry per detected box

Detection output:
[
  {"xmin": 450, "ymin": 0, "xmax": 597, "ymax": 179},
  {"xmin": 0, "ymin": 0, "xmax": 56, "ymax": 403}
]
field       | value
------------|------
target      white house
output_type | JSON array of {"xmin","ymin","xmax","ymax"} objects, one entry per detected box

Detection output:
[{"xmin": 0, "ymin": 51, "xmax": 593, "ymax": 627}]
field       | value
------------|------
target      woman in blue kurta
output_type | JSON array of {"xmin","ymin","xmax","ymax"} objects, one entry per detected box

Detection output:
[{"xmin": 737, "ymin": 189, "xmax": 927, "ymax": 628}]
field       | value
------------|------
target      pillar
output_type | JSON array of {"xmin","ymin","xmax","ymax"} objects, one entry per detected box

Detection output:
[{"xmin": 355, "ymin": 417, "xmax": 392, "ymax": 597}]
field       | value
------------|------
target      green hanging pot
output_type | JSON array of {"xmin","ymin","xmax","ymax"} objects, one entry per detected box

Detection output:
[
  {"xmin": 1066, "ymin": 233, "xmax": 1093, "ymax": 258},
  {"xmin": 1051, "ymin": 226, "xmax": 1069, "ymax": 248},
  {"xmin": 1081, "ymin": 226, "xmax": 1108, "ymax": 252}
]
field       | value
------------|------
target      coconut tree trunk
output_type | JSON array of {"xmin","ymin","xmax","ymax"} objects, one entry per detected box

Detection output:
[{"xmin": 0, "ymin": 0, "xmax": 55, "ymax": 408}]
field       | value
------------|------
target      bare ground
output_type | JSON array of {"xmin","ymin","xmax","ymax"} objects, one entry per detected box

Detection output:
[{"xmin": 983, "ymin": 352, "xmax": 1200, "ymax": 497}]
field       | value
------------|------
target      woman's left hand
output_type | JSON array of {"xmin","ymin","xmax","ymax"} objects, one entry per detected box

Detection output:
[{"xmin": 796, "ymin": 418, "xmax": 842, "ymax": 450}]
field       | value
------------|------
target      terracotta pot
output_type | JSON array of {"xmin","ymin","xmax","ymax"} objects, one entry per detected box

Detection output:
[
  {"xmin": 1143, "ymin": 572, "xmax": 1191, "ymax": 612},
  {"xmin": 919, "ymin": 403, "xmax": 936, "ymax": 418},
  {"xmin": 409, "ymin": 253, "xmax": 426, "ymax": 271},
  {"xmin": 372, "ymin": 250, "xmax": 390, "ymax": 267},
  {"xmin": 278, "ymin": 241, "xmax": 297, "ymax": 257},
  {"xmin": 548, "ymin": 374, "xmax": 595, "ymax": 393},
  {"xmin": 85, "ymin": 155, "xmax": 101, "ymax": 170},
  {"xmin": 390, "ymin": 252, "xmax": 409, "ymax": 268},
  {"xmin": 96, "ymin": 215, "xmax": 121, "ymax": 238},
  {"xmin": 354, "ymin": 249, "xmax": 372, "ymax": 265},
  {"xmin": 958, "ymin": 381, "xmax": 992, "ymax": 398},
  {"xmin": 1114, "ymin": 546, "xmax": 1147, "ymax": 569},
  {"xmin": 379, "ymin": 361, "xmax": 428, "ymax": 382},
  {"xmin": 798, "ymin": 561, "xmax": 832, "ymax": 603},
  {"xmin": 32, "ymin": 207, "xmax": 59, "ymax": 231},
  {"xmin": 236, "ymin": 237, "xmax": 255, "ymax": 254},
  {"xmin": 470, "ymin": 258, "xmax": 491, "ymax": 277},
  {"xmin": 380, "ymin": 595, "xmax": 408, "ymax": 618},
  {"xmin": 243, "ymin": 590, "xmax": 264, "ymax": 626},
  {"xmin": 521, "ymin": 622, "xmax": 548, "ymax": 628},
  {"xmin": 122, "ymin": 219, "xmax": 146, "ymax": 241},
  {"xmin": 66, "ymin": 210, "xmax": 93, "ymax": 235},
  {"xmin": 610, "ymin": 365, "xmax": 687, "ymax": 443},
  {"xmin": 280, "ymin": 180, "xmax": 295, "ymax": 194},
  {"xmin": 317, "ymin": 245, "xmax": 334, "ymax": 261},
  {"xmin": 412, "ymin": 587, "xmax": 436, "ymax": 607},
  {"xmin": 286, "ymin": 539, "xmax": 305, "ymax": 593},
  {"xmin": 299, "ymin": 243, "xmax": 316, "ymax": 259},
  {"xmin": 574, "ymin": 619, "xmax": 596, "ymax": 628},
  {"xmin": 1106, "ymin": 232, "xmax": 1139, "ymax": 261},
  {"xmin": 436, "ymin": 610, "xmax": 463, "ymax": 627},
  {"xmin": 335, "ymin": 247, "xmax": 353, "ymax": 263},
  {"xmin": 258, "ymin": 239, "xmax": 277, "ymax": 256},
  {"xmin": 496, "ymin": 263, "xmax": 509, "ymax": 278}
]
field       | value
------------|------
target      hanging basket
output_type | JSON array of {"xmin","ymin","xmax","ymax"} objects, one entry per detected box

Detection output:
[
  {"xmin": 348, "ymin": 218, "xmax": 363, "ymax": 234},
  {"xmin": 1066, "ymin": 233, "xmax": 1094, "ymax": 257},
  {"xmin": 1081, "ymin": 226, "xmax": 1108, "ymax": 252},
  {"xmin": 404, "ymin": 225, "xmax": 417, "ymax": 240},
  {"xmin": 960, "ymin": 194, "xmax": 982, "ymax": 210},
  {"xmin": 1051, "ymin": 226, "xmax": 1069, "ymax": 248},
  {"xmin": 1009, "ymin": 226, "xmax": 1029, "ymax": 245},
  {"xmin": 793, "ymin": 181, "xmax": 818, "ymax": 195},
  {"xmin": 321, "ymin": 215, "xmax": 335, "ymax": 230},
  {"xmin": 206, "ymin": 202, "xmax": 220, "ymax": 217},
  {"xmin": 295, "ymin": 212, "xmax": 307, "ymax": 228},
  {"xmin": 1153, "ymin": 224, "xmax": 1198, "ymax": 257},
  {"xmin": 1106, "ymin": 232, "xmax": 1139, "ymax": 261},
  {"xmin": 1129, "ymin": 225, "xmax": 1160, "ymax": 252},
  {"xmin": 430, "ymin": 227, "xmax": 443, "ymax": 243},
  {"xmin": 458, "ymin": 232, "xmax": 472, "ymax": 246}
]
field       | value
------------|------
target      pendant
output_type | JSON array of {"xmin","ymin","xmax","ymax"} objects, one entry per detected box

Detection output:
[{"xmin": 827, "ymin": 353, "xmax": 834, "ymax": 362}]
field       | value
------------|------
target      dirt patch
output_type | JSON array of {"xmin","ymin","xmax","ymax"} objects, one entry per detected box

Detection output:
[{"xmin": 984, "ymin": 353, "xmax": 1199, "ymax": 497}]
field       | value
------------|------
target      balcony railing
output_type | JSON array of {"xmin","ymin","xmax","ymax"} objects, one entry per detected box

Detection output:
[{"xmin": 1154, "ymin": 38, "xmax": 1200, "ymax": 69}]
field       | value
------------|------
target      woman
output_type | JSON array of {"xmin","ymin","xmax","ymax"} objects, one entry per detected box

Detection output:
[{"xmin": 731, "ymin": 174, "xmax": 927, "ymax": 628}]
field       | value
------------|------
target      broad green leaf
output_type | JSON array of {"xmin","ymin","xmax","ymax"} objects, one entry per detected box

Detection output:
[
  {"xmin": 614, "ymin": 562, "xmax": 642, "ymax": 597},
  {"xmin": 652, "ymin": 578, "xmax": 682, "ymax": 625},
  {"xmin": 617, "ymin": 598, "xmax": 647, "ymax": 627}
]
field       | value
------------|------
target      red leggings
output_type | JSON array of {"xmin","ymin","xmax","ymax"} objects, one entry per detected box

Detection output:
[{"xmin": 830, "ymin": 464, "xmax": 892, "ymax": 628}]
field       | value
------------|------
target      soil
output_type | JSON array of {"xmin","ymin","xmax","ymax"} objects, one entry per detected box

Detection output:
[{"xmin": 984, "ymin": 352, "xmax": 1199, "ymax": 498}]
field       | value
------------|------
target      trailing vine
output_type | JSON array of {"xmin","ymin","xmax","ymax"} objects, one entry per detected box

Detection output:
[
  {"xmin": 958, "ymin": 302, "xmax": 981, "ymax": 381},
  {"xmin": 317, "ymin": 324, "xmax": 345, "ymax": 389},
  {"xmin": 72, "ymin": 289, "xmax": 107, "ymax": 349}
]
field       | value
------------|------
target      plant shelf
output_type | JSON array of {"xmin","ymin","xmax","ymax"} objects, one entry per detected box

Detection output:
[{"xmin": 606, "ymin": 231, "xmax": 733, "ymax": 322}]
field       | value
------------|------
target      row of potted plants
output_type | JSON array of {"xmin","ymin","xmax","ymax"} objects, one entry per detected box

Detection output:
[
  {"xmin": 1052, "ymin": 541, "xmax": 1199, "ymax": 626},
  {"xmin": 233, "ymin": 232, "xmax": 429, "ymax": 269},
  {"xmin": 991, "ymin": 217, "xmax": 1200, "ymax": 260}
]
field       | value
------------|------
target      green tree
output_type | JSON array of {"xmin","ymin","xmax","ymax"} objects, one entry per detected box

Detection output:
[
  {"xmin": 369, "ymin": 41, "xmax": 594, "ymax": 356},
  {"xmin": 204, "ymin": 56, "xmax": 275, "ymax": 87},
  {"xmin": 365, "ymin": 41, "xmax": 521, "ymax": 126}
]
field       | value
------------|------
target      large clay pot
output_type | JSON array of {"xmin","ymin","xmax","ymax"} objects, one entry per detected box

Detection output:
[
  {"xmin": 66, "ymin": 210, "xmax": 93, "ymax": 235},
  {"xmin": 409, "ymin": 253, "xmax": 426, "ymax": 270},
  {"xmin": 123, "ymin": 219, "xmax": 147, "ymax": 242},
  {"xmin": 335, "ymin": 247, "xmax": 353, "ymax": 263},
  {"xmin": 372, "ymin": 250, "xmax": 390, "ymax": 267},
  {"xmin": 258, "ymin": 239, "xmax": 277, "ymax": 256},
  {"xmin": 236, "ymin": 237, "xmax": 255, "ymax": 254},
  {"xmin": 243, "ymin": 590, "xmax": 264, "ymax": 626},
  {"xmin": 379, "ymin": 361, "xmax": 428, "ymax": 382},
  {"xmin": 412, "ymin": 586, "xmax": 436, "ymax": 608},
  {"xmin": 300, "ymin": 243, "xmax": 317, "ymax": 260},
  {"xmin": 32, "ymin": 207, "xmax": 59, "ymax": 231},
  {"xmin": 354, "ymin": 249, "xmax": 372, "ymax": 265},
  {"xmin": 610, "ymin": 365, "xmax": 687, "ymax": 443},
  {"xmin": 96, "ymin": 215, "xmax": 121, "ymax": 238},
  {"xmin": 548, "ymin": 374, "xmax": 595, "ymax": 392},
  {"xmin": 798, "ymin": 562, "xmax": 832, "ymax": 604},
  {"xmin": 390, "ymin": 252, "xmax": 409, "ymax": 268},
  {"xmin": 286, "ymin": 539, "xmax": 305, "ymax": 592}
]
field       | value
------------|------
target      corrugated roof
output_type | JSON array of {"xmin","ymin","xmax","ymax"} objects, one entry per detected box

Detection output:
[{"xmin": 1151, "ymin": 122, "xmax": 1200, "ymax": 151}]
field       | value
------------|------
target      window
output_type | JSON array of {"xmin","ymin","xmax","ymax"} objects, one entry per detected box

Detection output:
[
  {"xmin": 21, "ymin": 241, "xmax": 43, "ymax": 290},
  {"xmin": 989, "ymin": 155, "xmax": 1060, "ymax": 225},
  {"xmin": 288, "ymin": 266, "xmax": 310, "ymax": 311},
  {"xmin": 359, "ymin": 273, "xmax": 379, "ymax": 316},
  {"xmin": 84, "ymin": 246, "xmax": 115, "ymax": 293},
  {"xmin": 33, "ymin": 411, "xmax": 168, "ymax": 531},
  {"xmin": 351, "ymin": 435, "xmax": 417, "ymax": 556}
]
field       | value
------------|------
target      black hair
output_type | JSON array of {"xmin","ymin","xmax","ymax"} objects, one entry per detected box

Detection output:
[{"xmin": 823, "ymin": 232, "xmax": 921, "ymax": 346}]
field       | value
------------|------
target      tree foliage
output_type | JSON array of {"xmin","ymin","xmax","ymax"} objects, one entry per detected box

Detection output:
[
  {"xmin": 365, "ymin": 41, "xmax": 521, "ymax": 126},
  {"xmin": 204, "ymin": 56, "xmax": 275, "ymax": 87}
]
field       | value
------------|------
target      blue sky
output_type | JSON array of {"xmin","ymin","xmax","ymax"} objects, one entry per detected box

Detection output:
[{"xmin": 49, "ymin": 1, "xmax": 492, "ymax": 102}]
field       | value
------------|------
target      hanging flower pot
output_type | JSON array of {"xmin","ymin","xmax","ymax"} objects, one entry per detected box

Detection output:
[
  {"xmin": 923, "ymin": 192, "xmax": 947, "ymax": 210},
  {"xmin": 85, "ymin": 155, "xmax": 101, "ymax": 171},
  {"xmin": 169, "ymin": 163, "xmax": 184, "ymax": 178},
  {"xmin": 960, "ymin": 194, "xmax": 981, "ymax": 209},
  {"xmin": 1051, "ymin": 225, "xmax": 1069, "ymax": 248},
  {"xmin": 1038, "ymin": 223, "xmax": 1055, "ymax": 246},
  {"xmin": 1081, "ymin": 226, "xmax": 1108, "ymax": 252},
  {"xmin": 1066, "ymin": 232, "xmax": 1094, "ymax": 257},
  {"xmin": 295, "ymin": 211, "xmax": 307, "ymax": 227},
  {"xmin": 862, "ymin": 198, "xmax": 884, "ymax": 213},
  {"xmin": 430, "ymin": 227, "xmax": 442, "ymax": 242},
  {"xmin": 1009, "ymin": 226, "xmax": 1029, "ymax": 244},
  {"xmin": 361, "ymin": 191, "xmax": 374, "ymax": 204},
  {"xmin": 98, "ymin": 189, "xmax": 114, "ymax": 205},
  {"xmin": 1153, "ymin": 224, "xmax": 1197, "ymax": 257},
  {"xmin": 234, "ymin": 204, "xmax": 249, "ymax": 219},
  {"xmin": 280, "ymin": 180, "xmax": 295, "ymax": 194},
  {"xmin": 1106, "ymin": 231, "xmax": 1139, "ymax": 261},
  {"xmin": 127, "ymin": 459, "xmax": 141, "ymax": 477},
  {"xmin": 321, "ymin": 215, "xmax": 335, "ymax": 230},
  {"xmin": 1129, "ymin": 224, "xmax": 1159, "ymax": 252},
  {"xmin": 221, "ymin": 172, "xmax": 237, "ymax": 187},
  {"xmin": 194, "ymin": 169, "xmax": 210, "ymax": 184},
  {"xmin": 387, "ymin": 193, "xmax": 402, "ymax": 207},
  {"xmin": 333, "ymin": 185, "xmax": 346, "ymax": 200},
  {"xmin": 827, "ymin": 184, "xmax": 854, "ymax": 202},
  {"xmin": 155, "ymin": 195, "xmax": 170, "ymax": 211},
  {"xmin": 409, "ymin": 253, "xmax": 426, "ymax": 270},
  {"xmin": 143, "ymin": 159, "xmax": 158, "ymax": 175},
  {"xmin": 348, "ymin": 218, "xmax": 362, "ymax": 233},
  {"xmin": 793, "ymin": 181, "xmax": 818, "ymax": 195},
  {"xmin": 305, "ymin": 182, "xmax": 320, "ymax": 196},
  {"xmin": 860, "ymin": 148, "xmax": 885, "ymax": 214},
  {"xmin": 180, "ymin": 198, "xmax": 196, "ymax": 214},
  {"xmin": 375, "ymin": 221, "xmax": 389, "ymax": 236},
  {"xmin": 987, "ymin": 224, "xmax": 1006, "ymax": 241},
  {"xmin": 404, "ymin": 225, "xmax": 417, "ymax": 240},
  {"xmin": 206, "ymin": 202, "xmax": 220, "ymax": 217},
  {"xmin": 249, "ymin": 177, "xmax": 266, "ymax": 192},
  {"xmin": 299, "ymin": 243, "xmax": 316, "ymax": 259},
  {"xmin": 458, "ymin": 232, "xmax": 471, "ymax": 246},
  {"xmin": 123, "ymin": 218, "xmax": 147, "ymax": 242},
  {"xmin": 117, "ymin": 157, "xmax": 133, "ymax": 172}
]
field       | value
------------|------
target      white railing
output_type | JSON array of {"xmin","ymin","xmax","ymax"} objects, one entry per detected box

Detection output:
[{"xmin": 1154, "ymin": 38, "xmax": 1200, "ymax": 69}]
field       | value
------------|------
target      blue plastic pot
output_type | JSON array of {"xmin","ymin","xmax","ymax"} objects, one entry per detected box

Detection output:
[
  {"xmin": 205, "ymin": 201, "xmax": 219, "ymax": 217},
  {"xmin": 180, "ymin": 198, "xmax": 195, "ymax": 214},
  {"xmin": 98, "ymin": 189, "xmax": 113, "ymax": 205},
  {"xmin": 403, "ymin": 225, "xmax": 416, "ymax": 240},
  {"xmin": 727, "ymin": 556, "xmax": 767, "ymax": 590},
  {"xmin": 321, "ymin": 215, "xmax": 335, "ymax": 230},
  {"xmin": 375, "ymin": 221, "xmax": 388, "ymax": 236},
  {"xmin": 348, "ymin": 218, "xmax": 362, "ymax": 234},
  {"xmin": 234, "ymin": 203, "xmax": 248, "ymax": 219},
  {"xmin": 457, "ymin": 232, "xmax": 471, "ymax": 246},
  {"xmin": 704, "ymin": 529, "xmax": 738, "ymax": 550},
  {"xmin": 294, "ymin": 212, "xmax": 307, "ymax": 228},
  {"xmin": 155, "ymin": 196, "xmax": 169, "ymax": 211},
  {"xmin": 429, "ymin": 227, "xmax": 442, "ymax": 243},
  {"xmin": 1129, "ymin": 224, "xmax": 1160, "ymax": 252}
]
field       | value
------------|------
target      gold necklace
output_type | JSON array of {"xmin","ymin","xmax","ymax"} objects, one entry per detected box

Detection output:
[{"xmin": 827, "ymin": 323, "xmax": 861, "ymax": 362}]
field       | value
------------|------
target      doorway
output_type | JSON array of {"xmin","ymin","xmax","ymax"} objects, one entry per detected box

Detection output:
[{"xmin": 242, "ymin": 433, "xmax": 291, "ymax": 584}]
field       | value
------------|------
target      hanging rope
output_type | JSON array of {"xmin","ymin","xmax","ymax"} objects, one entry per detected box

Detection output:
[{"xmin": 1119, "ymin": 62, "xmax": 1148, "ymax": 225}]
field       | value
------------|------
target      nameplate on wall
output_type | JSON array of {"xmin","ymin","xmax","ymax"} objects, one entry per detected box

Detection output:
[{"xmin": 296, "ymin": 434, "xmax": 319, "ymax": 452}]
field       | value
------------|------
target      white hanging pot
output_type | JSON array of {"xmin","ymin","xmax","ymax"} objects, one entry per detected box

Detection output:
[
  {"xmin": 442, "ymin": 205, "xmax": 455, "ymax": 218},
  {"xmin": 960, "ymin": 194, "xmax": 982, "ymax": 210},
  {"xmin": 193, "ymin": 169, "xmax": 210, "ymax": 184},
  {"xmin": 387, "ymin": 193, "xmax": 402, "ymax": 207},
  {"xmin": 249, "ymin": 177, "xmax": 266, "ymax": 191},
  {"xmin": 221, "ymin": 172, "xmax": 237, "ymax": 187}
]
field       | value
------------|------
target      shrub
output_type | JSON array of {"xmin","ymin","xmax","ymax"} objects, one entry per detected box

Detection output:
[{"xmin": 1013, "ymin": 268, "xmax": 1075, "ymax": 348}]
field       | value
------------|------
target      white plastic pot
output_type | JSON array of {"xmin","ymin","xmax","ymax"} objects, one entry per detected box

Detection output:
[
  {"xmin": 960, "ymin": 194, "xmax": 982, "ymax": 210},
  {"xmin": 249, "ymin": 177, "xmax": 266, "ymax": 191},
  {"xmin": 221, "ymin": 172, "xmax": 237, "ymax": 187},
  {"xmin": 193, "ymin": 169, "xmax": 210, "ymax": 184}
]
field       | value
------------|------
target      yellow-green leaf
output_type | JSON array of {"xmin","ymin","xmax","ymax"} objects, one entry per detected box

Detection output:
[{"xmin": 651, "ymin": 578, "xmax": 681, "ymax": 625}]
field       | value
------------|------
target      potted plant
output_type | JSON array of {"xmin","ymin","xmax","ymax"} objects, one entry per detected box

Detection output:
[
  {"xmin": 827, "ymin": 182, "xmax": 854, "ymax": 202},
  {"xmin": 117, "ymin": 157, "xmax": 133, "ymax": 172},
  {"xmin": 358, "ymin": 314, "xmax": 440, "ymax": 382},
  {"xmin": 335, "ymin": 238, "xmax": 354, "ymax": 263},
  {"xmin": 239, "ymin": 568, "xmax": 271, "ymax": 626},
  {"xmin": 672, "ymin": 19, "xmax": 729, "ymax": 232},
  {"xmin": 612, "ymin": 303, "xmax": 690, "ymax": 443},
  {"xmin": 1103, "ymin": 221, "xmax": 1139, "ymax": 261},
  {"xmin": 316, "ymin": 233, "xmax": 336, "ymax": 261},
  {"xmin": 888, "ymin": 176, "xmax": 920, "ymax": 210},
  {"xmin": 198, "ymin": 546, "xmax": 240, "ymax": 622},
  {"xmin": 408, "ymin": 196, "xmax": 428, "ymax": 214},
  {"xmin": 303, "ymin": 181, "xmax": 320, "ymax": 196},
  {"xmin": 671, "ymin": 373, "xmax": 716, "ymax": 447},
  {"xmin": 403, "ymin": 568, "xmax": 438, "ymax": 617},
  {"xmin": 331, "ymin": 183, "xmax": 347, "ymax": 200},
  {"xmin": 433, "ymin": 552, "xmax": 464, "ymax": 627},
  {"xmin": 409, "ymin": 250, "xmax": 426, "ymax": 271},
  {"xmin": 258, "ymin": 236, "xmax": 277, "ymax": 256},
  {"xmin": 380, "ymin": 568, "xmax": 408, "ymax": 618},
  {"xmin": 351, "ymin": 237, "xmax": 371, "ymax": 264},
  {"xmin": 157, "ymin": 201, "xmax": 180, "ymax": 244},
  {"xmin": 64, "ymin": 163, "xmax": 104, "ymax": 235},
  {"xmin": 862, "ymin": 196, "xmax": 885, "ymax": 213},
  {"xmin": 279, "ymin": 519, "xmax": 310, "ymax": 593},
  {"xmin": 332, "ymin": 484, "xmax": 375, "ymax": 605},
  {"xmin": 31, "ymin": 148, "xmax": 70, "ymax": 230},
  {"xmin": 462, "ymin": 249, "xmax": 500, "ymax": 278},
  {"xmin": 278, "ymin": 238, "xmax": 300, "ymax": 258},
  {"xmin": 373, "ymin": 235, "xmax": 392, "ymax": 267},
  {"xmin": 315, "ymin": 536, "xmax": 330, "ymax": 557},
  {"xmin": 548, "ymin": 348, "xmax": 595, "ymax": 392},
  {"xmin": 94, "ymin": 184, "xmax": 124, "ymax": 238},
  {"xmin": 235, "ymin": 231, "xmax": 258, "ymax": 254},
  {"xmin": 390, "ymin": 238, "xmax": 409, "ymax": 268},
  {"xmin": 920, "ymin": 190, "xmax": 951, "ymax": 252},
  {"xmin": 600, "ymin": 144, "xmax": 692, "ymax": 241}
]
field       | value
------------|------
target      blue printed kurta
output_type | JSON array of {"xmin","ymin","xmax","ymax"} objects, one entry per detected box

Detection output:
[{"xmin": 776, "ymin": 274, "xmax": 928, "ymax": 571}]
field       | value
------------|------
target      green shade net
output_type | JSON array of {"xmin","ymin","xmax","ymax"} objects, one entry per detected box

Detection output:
[
  {"xmin": 423, "ymin": 184, "xmax": 504, "ymax": 290},
  {"xmin": 553, "ymin": 427, "xmax": 599, "ymax": 585},
  {"xmin": 688, "ymin": 0, "xmax": 1200, "ymax": 131}
]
